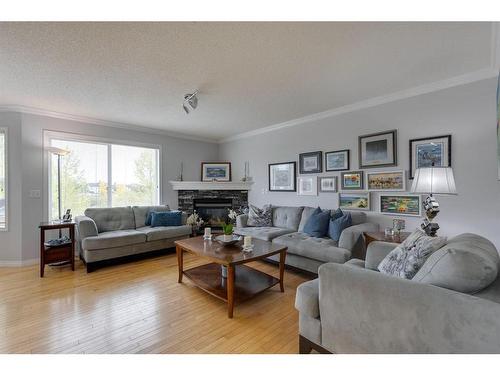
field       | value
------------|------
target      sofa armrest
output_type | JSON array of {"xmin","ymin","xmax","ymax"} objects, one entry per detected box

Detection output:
[
  {"xmin": 365, "ymin": 241, "xmax": 399, "ymax": 270},
  {"xmin": 236, "ymin": 214, "xmax": 248, "ymax": 228},
  {"xmin": 181, "ymin": 211, "xmax": 188, "ymax": 225},
  {"xmin": 338, "ymin": 222, "xmax": 379, "ymax": 253},
  {"xmin": 75, "ymin": 215, "xmax": 98, "ymax": 240},
  {"xmin": 318, "ymin": 262, "xmax": 500, "ymax": 353},
  {"xmin": 295, "ymin": 279, "xmax": 320, "ymax": 319}
]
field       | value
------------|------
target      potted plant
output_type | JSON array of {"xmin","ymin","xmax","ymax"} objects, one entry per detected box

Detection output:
[{"xmin": 186, "ymin": 211, "xmax": 204, "ymax": 236}]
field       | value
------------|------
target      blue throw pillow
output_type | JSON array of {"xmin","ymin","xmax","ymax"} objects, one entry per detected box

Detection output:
[
  {"xmin": 145, "ymin": 210, "xmax": 154, "ymax": 226},
  {"xmin": 331, "ymin": 208, "xmax": 343, "ymax": 220},
  {"xmin": 303, "ymin": 207, "xmax": 331, "ymax": 238},
  {"xmin": 151, "ymin": 211, "xmax": 182, "ymax": 227},
  {"xmin": 328, "ymin": 213, "xmax": 352, "ymax": 242}
]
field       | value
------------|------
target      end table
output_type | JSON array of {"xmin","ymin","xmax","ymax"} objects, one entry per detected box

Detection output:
[
  {"xmin": 361, "ymin": 231, "xmax": 410, "ymax": 260},
  {"xmin": 39, "ymin": 221, "xmax": 76, "ymax": 277}
]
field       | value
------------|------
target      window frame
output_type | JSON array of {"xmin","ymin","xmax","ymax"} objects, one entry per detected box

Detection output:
[
  {"xmin": 44, "ymin": 130, "xmax": 162, "ymax": 221},
  {"xmin": 0, "ymin": 127, "xmax": 8, "ymax": 231}
]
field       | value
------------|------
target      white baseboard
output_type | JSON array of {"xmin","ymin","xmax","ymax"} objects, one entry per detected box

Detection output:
[{"xmin": 0, "ymin": 258, "xmax": 39, "ymax": 267}]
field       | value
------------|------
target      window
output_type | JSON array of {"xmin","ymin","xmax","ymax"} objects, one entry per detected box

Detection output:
[
  {"xmin": 49, "ymin": 138, "xmax": 159, "ymax": 220},
  {"xmin": 0, "ymin": 129, "xmax": 6, "ymax": 229}
]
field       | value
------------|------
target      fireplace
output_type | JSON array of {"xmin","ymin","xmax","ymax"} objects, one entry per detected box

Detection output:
[{"xmin": 193, "ymin": 198, "xmax": 233, "ymax": 229}]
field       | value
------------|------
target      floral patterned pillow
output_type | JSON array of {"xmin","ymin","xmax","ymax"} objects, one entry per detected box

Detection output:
[
  {"xmin": 247, "ymin": 204, "xmax": 273, "ymax": 227},
  {"xmin": 378, "ymin": 229, "xmax": 447, "ymax": 279}
]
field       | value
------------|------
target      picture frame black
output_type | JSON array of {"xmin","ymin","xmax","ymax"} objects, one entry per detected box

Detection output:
[
  {"xmin": 359, "ymin": 129, "xmax": 397, "ymax": 169},
  {"xmin": 201, "ymin": 162, "xmax": 232, "ymax": 182},
  {"xmin": 299, "ymin": 151, "xmax": 322, "ymax": 174},
  {"xmin": 268, "ymin": 161, "xmax": 297, "ymax": 192},
  {"xmin": 340, "ymin": 170, "xmax": 364, "ymax": 190},
  {"xmin": 409, "ymin": 134, "xmax": 452, "ymax": 179},
  {"xmin": 325, "ymin": 149, "xmax": 350, "ymax": 171}
]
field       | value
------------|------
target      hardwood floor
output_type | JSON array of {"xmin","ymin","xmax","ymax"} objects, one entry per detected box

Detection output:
[{"xmin": 0, "ymin": 251, "xmax": 312, "ymax": 353}]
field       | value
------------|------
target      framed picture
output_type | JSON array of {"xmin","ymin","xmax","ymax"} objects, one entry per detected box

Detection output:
[
  {"xmin": 341, "ymin": 171, "xmax": 364, "ymax": 190},
  {"xmin": 359, "ymin": 129, "xmax": 397, "ymax": 168},
  {"xmin": 366, "ymin": 170, "xmax": 406, "ymax": 191},
  {"xmin": 339, "ymin": 193, "xmax": 370, "ymax": 211},
  {"xmin": 319, "ymin": 176, "xmax": 338, "ymax": 193},
  {"xmin": 201, "ymin": 162, "xmax": 231, "ymax": 181},
  {"xmin": 297, "ymin": 176, "xmax": 318, "ymax": 196},
  {"xmin": 409, "ymin": 135, "xmax": 451, "ymax": 179},
  {"xmin": 299, "ymin": 151, "xmax": 322, "ymax": 174},
  {"xmin": 268, "ymin": 161, "xmax": 296, "ymax": 192},
  {"xmin": 325, "ymin": 149, "xmax": 350, "ymax": 171},
  {"xmin": 379, "ymin": 194, "xmax": 421, "ymax": 217}
]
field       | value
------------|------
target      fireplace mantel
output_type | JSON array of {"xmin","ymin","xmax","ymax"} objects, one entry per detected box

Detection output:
[{"xmin": 169, "ymin": 181, "xmax": 253, "ymax": 191}]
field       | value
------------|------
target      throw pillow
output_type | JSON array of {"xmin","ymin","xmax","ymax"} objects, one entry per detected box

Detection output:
[
  {"xmin": 331, "ymin": 208, "xmax": 344, "ymax": 220},
  {"xmin": 303, "ymin": 207, "xmax": 331, "ymax": 238},
  {"xmin": 328, "ymin": 212, "xmax": 352, "ymax": 242},
  {"xmin": 247, "ymin": 204, "xmax": 273, "ymax": 227},
  {"xmin": 151, "ymin": 211, "xmax": 182, "ymax": 227},
  {"xmin": 378, "ymin": 229, "xmax": 447, "ymax": 279},
  {"xmin": 145, "ymin": 210, "xmax": 155, "ymax": 226}
]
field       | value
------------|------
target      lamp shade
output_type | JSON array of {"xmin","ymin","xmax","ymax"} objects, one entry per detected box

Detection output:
[
  {"xmin": 46, "ymin": 146, "xmax": 70, "ymax": 156},
  {"xmin": 411, "ymin": 166, "xmax": 457, "ymax": 195}
]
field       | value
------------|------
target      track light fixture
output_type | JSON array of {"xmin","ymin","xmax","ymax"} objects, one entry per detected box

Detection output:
[{"xmin": 183, "ymin": 90, "xmax": 199, "ymax": 114}]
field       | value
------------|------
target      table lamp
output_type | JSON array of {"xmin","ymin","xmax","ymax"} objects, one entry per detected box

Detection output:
[{"xmin": 410, "ymin": 164, "xmax": 457, "ymax": 236}]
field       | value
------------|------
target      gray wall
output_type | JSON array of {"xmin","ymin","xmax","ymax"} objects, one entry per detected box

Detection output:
[
  {"xmin": 0, "ymin": 112, "xmax": 218, "ymax": 263},
  {"xmin": 219, "ymin": 78, "xmax": 500, "ymax": 249}
]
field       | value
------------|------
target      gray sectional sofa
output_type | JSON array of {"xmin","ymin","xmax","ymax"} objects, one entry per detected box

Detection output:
[
  {"xmin": 235, "ymin": 206, "xmax": 378, "ymax": 273},
  {"xmin": 76, "ymin": 206, "xmax": 191, "ymax": 272},
  {"xmin": 295, "ymin": 233, "xmax": 500, "ymax": 353}
]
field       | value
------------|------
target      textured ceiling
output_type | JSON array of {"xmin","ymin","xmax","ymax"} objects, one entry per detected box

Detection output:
[{"xmin": 0, "ymin": 22, "xmax": 493, "ymax": 141}]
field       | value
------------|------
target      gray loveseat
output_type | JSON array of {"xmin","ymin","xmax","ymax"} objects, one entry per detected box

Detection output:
[
  {"xmin": 295, "ymin": 233, "xmax": 500, "ymax": 353},
  {"xmin": 76, "ymin": 206, "xmax": 191, "ymax": 272},
  {"xmin": 235, "ymin": 206, "xmax": 378, "ymax": 273}
]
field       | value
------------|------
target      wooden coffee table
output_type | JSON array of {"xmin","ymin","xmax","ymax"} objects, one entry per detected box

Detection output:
[{"xmin": 175, "ymin": 236, "xmax": 287, "ymax": 318}]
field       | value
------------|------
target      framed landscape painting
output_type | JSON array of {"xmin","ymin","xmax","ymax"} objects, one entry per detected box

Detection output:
[
  {"xmin": 409, "ymin": 135, "xmax": 451, "ymax": 179},
  {"xmin": 379, "ymin": 194, "xmax": 421, "ymax": 217},
  {"xmin": 319, "ymin": 176, "xmax": 338, "ymax": 193},
  {"xmin": 268, "ymin": 161, "xmax": 296, "ymax": 192},
  {"xmin": 366, "ymin": 170, "xmax": 406, "ymax": 191},
  {"xmin": 299, "ymin": 151, "xmax": 322, "ymax": 174},
  {"xmin": 339, "ymin": 193, "xmax": 370, "ymax": 211},
  {"xmin": 359, "ymin": 129, "xmax": 397, "ymax": 168},
  {"xmin": 297, "ymin": 176, "xmax": 318, "ymax": 196},
  {"xmin": 325, "ymin": 149, "xmax": 349, "ymax": 171},
  {"xmin": 341, "ymin": 171, "xmax": 364, "ymax": 190},
  {"xmin": 201, "ymin": 162, "xmax": 231, "ymax": 181}
]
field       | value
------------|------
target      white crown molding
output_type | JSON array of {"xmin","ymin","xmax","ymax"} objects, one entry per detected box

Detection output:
[
  {"xmin": 0, "ymin": 258, "xmax": 38, "ymax": 267},
  {"xmin": 0, "ymin": 105, "xmax": 218, "ymax": 144},
  {"xmin": 219, "ymin": 68, "xmax": 498, "ymax": 144}
]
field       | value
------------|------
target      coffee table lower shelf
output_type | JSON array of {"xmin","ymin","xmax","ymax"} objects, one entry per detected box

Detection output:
[{"xmin": 183, "ymin": 262, "xmax": 280, "ymax": 304}]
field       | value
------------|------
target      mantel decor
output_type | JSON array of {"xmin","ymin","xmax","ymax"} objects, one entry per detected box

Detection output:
[{"xmin": 201, "ymin": 162, "xmax": 231, "ymax": 182}]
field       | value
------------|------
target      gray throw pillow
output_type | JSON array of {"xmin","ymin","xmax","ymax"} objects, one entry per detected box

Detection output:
[
  {"xmin": 247, "ymin": 204, "xmax": 272, "ymax": 227},
  {"xmin": 378, "ymin": 229, "xmax": 447, "ymax": 279}
]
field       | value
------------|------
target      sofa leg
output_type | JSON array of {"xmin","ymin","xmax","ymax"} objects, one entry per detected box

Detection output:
[{"xmin": 299, "ymin": 335, "xmax": 312, "ymax": 354}]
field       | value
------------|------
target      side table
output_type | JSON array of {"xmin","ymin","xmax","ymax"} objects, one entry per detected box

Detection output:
[
  {"xmin": 39, "ymin": 221, "xmax": 76, "ymax": 277},
  {"xmin": 362, "ymin": 231, "xmax": 410, "ymax": 260}
]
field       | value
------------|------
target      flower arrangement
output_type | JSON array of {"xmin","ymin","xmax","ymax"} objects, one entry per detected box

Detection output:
[
  {"xmin": 221, "ymin": 209, "xmax": 239, "ymax": 236},
  {"xmin": 186, "ymin": 211, "xmax": 204, "ymax": 229}
]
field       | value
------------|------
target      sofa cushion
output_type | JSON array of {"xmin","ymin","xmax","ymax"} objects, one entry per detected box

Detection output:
[
  {"xmin": 82, "ymin": 230, "xmax": 146, "ymax": 250},
  {"xmin": 378, "ymin": 229, "xmax": 447, "ymax": 279},
  {"xmin": 233, "ymin": 226, "xmax": 295, "ymax": 241},
  {"xmin": 303, "ymin": 207, "xmax": 330, "ymax": 238},
  {"xmin": 328, "ymin": 212, "xmax": 352, "ymax": 241},
  {"xmin": 136, "ymin": 225, "xmax": 191, "ymax": 241},
  {"xmin": 272, "ymin": 206, "xmax": 304, "ymax": 230},
  {"xmin": 132, "ymin": 205, "xmax": 170, "ymax": 228},
  {"xmin": 298, "ymin": 207, "xmax": 316, "ymax": 232},
  {"xmin": 84, "ymin": 206, "xmax": 136, "ymax": 233},
  {"xmin": 295, "ymin": 279, "xmax": 319, "ymax": 318},
  {"xmin": 273, "ymin": 232, "xmax": 350, "ymax": 264},
  {"xmin": 151, "ymin": 211, "xmax": 182, "ymax": 227},
  {"xmin": 345, "ymin": 210, "xmax": 366, "ymax": 226},
  {"xmin": 413, "ymin": 233, "xmax": 500, "ymax": 293},
  {"xmin": 247, "ymin": 204, "xmax": 273, "ymax": 227}
]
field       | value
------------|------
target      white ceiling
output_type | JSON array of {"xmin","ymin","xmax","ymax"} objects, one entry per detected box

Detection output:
[{"xmin": 0, "ymin": 22, "xmax": 494, "ymax": 141}]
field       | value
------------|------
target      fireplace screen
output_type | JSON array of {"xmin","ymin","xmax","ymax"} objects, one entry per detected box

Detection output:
[{"xmin": 193, "ymin": 198, "xmax": 233, "ymax": 229}]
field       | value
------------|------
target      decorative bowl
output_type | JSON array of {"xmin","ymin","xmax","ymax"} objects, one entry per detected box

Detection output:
[{"xmin": 214, "ymin": 234, "xmax": 242, "ymax": 246}]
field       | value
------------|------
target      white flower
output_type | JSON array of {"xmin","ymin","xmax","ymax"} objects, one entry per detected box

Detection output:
[
  {"xmin": 186, "ymin": 211, "xmax": 204, "ymax": 227},
  {"xmin": 228, "ymin": 209, "xmax": 238, "ymax": 221}
]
